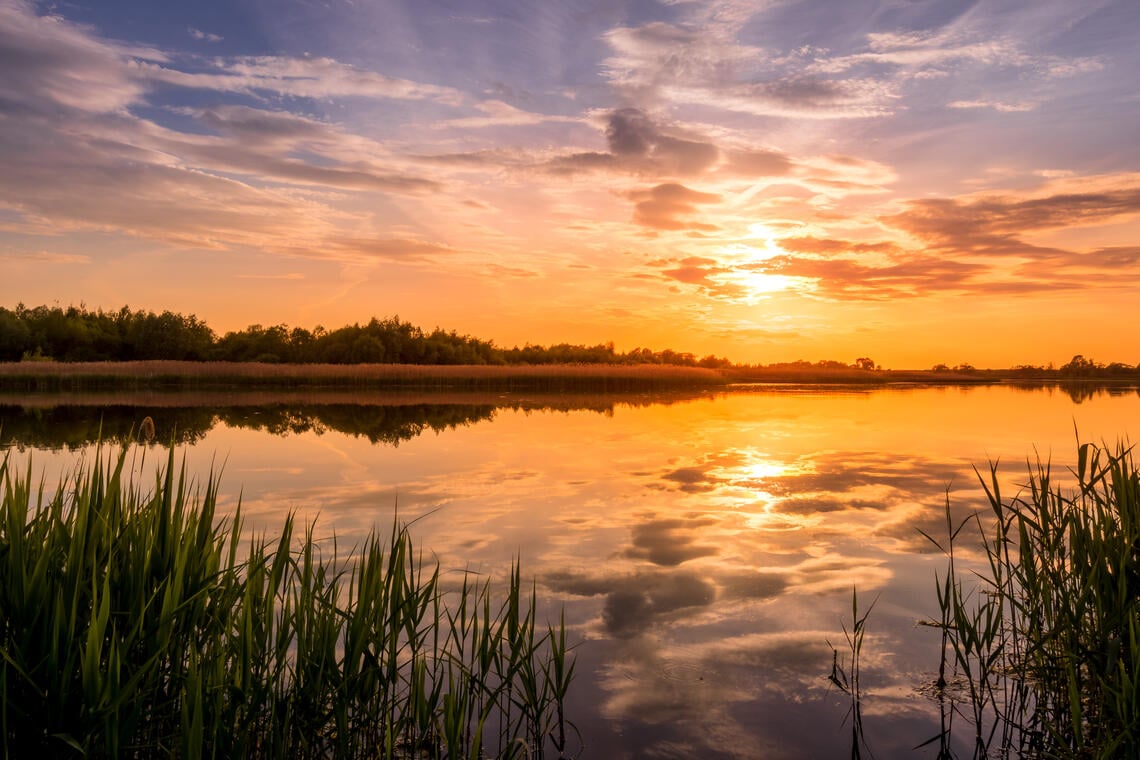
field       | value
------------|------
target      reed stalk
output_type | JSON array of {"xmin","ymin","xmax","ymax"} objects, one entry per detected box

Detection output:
[
  {"xmin": 921, "ymin": 441, "xmax": 1140, "ymax": 759},
  {"xmin": 0, "ymin": 444, "xmax": 577, "ymax": 759}
]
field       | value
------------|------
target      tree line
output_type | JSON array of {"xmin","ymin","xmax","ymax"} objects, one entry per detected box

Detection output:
[
  {"xmin": 933, "ymin": 354, "xmax": 1140, "ymax": 379},
  {"xmin": 0, "ymin": 304, "xmax": 732, "ymax": 367}
]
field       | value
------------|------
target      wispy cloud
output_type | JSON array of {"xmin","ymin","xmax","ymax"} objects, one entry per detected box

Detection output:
[
  {"xmin": 143, "ymin": 55, "xmax": 464, "ymax": 104},
  {"xmin": 0, "ymin": 0, "xmax": 454, "ymax": 259},
  {"xmin": 602, "ymin": 21, "xmax": 893, "ymax": 118},
  {"xmin": 947, "ymin": 99, "xmax": 1037, "ymax": 113},
  {"xmin": 188, "ymin": 27, "xmax": 222, "ymax": 43},
  {"xmin": 746, "ymin": 175, "xmax": 1140, "ymax": 300}
]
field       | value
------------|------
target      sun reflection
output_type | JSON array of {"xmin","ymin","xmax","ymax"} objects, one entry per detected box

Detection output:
[{"xmin": 705, "ymin": 449, "xmax": 817, "ymax": 530}]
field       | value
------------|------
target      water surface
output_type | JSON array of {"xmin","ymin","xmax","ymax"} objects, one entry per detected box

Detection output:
[{"xmin": 3, "ymin": 384, "xmax": 1139, "ymax": 758}]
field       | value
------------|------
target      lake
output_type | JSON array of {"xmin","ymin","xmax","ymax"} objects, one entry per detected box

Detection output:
[{"xmin": 3, "ymin": 383, "xmax": 1139, "ymax": 759}]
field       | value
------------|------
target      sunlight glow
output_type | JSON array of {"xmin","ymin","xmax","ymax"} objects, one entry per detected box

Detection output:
[{"xmin": 716, "ymin": 228, "xmax": 804, "ymax": 303}]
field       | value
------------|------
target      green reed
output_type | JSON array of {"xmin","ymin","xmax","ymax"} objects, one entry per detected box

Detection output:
[
  {"xmin": 922, "ymin": 441, "xmax": 1140, "ymax": 759},
  {"xmin": 828, "ymin": 588, "xmax": 876, "ymax": 759},
  {"xmin": 0, "ymin": 445, "xmax": 577, "ymax": 759}
]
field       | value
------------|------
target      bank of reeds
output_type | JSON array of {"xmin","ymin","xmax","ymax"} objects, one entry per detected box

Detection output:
[
  {"xmin": 922, "ymin": 441, "xmax": 1140, "ymax": 758},
  {"xmin": 0, "ymin": 361, "xmax": 728, "ymax": 393},
  {"xmin": 0, "ymin": 446, "xmax": 577, "ymax": 758}
]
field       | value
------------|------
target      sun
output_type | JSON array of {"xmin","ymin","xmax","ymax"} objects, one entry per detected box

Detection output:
[{"xmin": 716, "ymin": 223, "xmax": 802, "ymax": 302}]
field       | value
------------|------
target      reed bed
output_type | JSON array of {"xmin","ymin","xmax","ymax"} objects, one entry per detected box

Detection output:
[
  {"xmin": 0, "ymin": 446, "xmax": 577, "ymax": 759},
  {"xmin": 921, "ymin": 442, "xmax": 1140, "ymax": 759},
  {"xmin": 721, "ymin": 366, "xmax": 985, "ymax": 384},
  {"xmin": 0, "ymin": 361, "xmax": 728, "ymax": 393}
]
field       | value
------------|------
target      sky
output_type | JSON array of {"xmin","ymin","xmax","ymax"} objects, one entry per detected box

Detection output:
[{"xmin": 1, "ymin": 0, "xmax": 1138, "ymax": 367}]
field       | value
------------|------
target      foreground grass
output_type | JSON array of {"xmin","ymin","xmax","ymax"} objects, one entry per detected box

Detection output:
[
  {"xmin": 0, "ymin": 446, "xmax": 576, "ymax": 758},
  {"xmin": 921, "ymin": 442, "xmax": 1140, "ymax": 758}
]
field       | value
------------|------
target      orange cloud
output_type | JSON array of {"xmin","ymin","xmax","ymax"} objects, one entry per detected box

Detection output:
[{"xmin": 628, "ymin": 183, "xmax": 721, "ymax": 231}]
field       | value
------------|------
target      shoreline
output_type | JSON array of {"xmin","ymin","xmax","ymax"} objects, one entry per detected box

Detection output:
[{"xmin": 1, "ymin": 360, "xmax": 1138, "ymax": 393}]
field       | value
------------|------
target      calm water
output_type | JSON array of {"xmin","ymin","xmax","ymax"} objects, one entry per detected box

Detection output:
[{"xmin": 4, "ymin": 384, "xmax": 1140, "ymax": 759}]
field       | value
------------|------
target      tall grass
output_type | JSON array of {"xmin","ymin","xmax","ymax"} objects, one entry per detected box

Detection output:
[
  {"xmin": 0, "ymin": 445, "xmax": 577, "ymax": 758},
  {"xmin": 922, "ymin": 441, "xmax": 1140, "ymax": 759}
]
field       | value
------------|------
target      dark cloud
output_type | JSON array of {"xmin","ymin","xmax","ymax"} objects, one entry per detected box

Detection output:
[
  {"xmin": 627, "ymin": 183, "xmax": 721, "ymax": 231},
  {"xmin": 663, "ymin": 465, "xmax": 718, "ymax": 490},
  {"xmin": 762, "ymin": 253, "xmax": 989, "ymax": 299},
  {"xmin": 884, "ymin": 184, "xmax": 1140, "ymax": 254},
  {"xmin": 1081, "ymin": 246, "xmax": 1140, "ymax": 269},
  {"xmin": 606, "ymin": 108, "xmax": 655, "ymax": 156},
  {"xmin": 768, "ymin": 203, "xmax": 1140, "ymax": 300},
  {"xmin": 544, "ymin": 151, "xmax": 617, "ymax": 174},
  {"xmin": 196, "ymin": 105, "xmax": 331, "ymax": 142},
  {"xmin": 745, "ymin": 76, "xmax": 871, "ymax": 111},
  {"xmin": 556, "ymin": 107, "xmax": 723, "ymax": 177}
]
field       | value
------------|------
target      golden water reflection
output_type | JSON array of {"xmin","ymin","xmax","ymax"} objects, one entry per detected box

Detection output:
[{"xmin": 3, "ymin": 385, "xmax": 1139, "ymax": 758}]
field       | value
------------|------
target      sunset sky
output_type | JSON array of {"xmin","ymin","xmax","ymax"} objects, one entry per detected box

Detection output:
[{"xmin": 1, "ymin": 0, "xmax": 1138, "ymax": 367}]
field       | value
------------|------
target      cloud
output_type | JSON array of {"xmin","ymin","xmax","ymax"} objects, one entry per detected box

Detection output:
[
  {"xmin": 813, "ymin": 29, "xmax": 1033, "ymax": 75},
  {"xmin": 884, "ymin": 176, "xmax": 1140, "ymax": 252},
  {"xmin": 778, "ymin": 236, "xmax": 901, "ymax": 257},
  {"xmin": 602, "ymin": 572, "xmax": 717, "ymax": 638},
  {"xmin": 603, "ymin": 21, "xmax": 893, "ymax": 118},
  {"xmin": 598, "ymin": 2, "xmax": 1107, "ymax": 127},
  {"xmin": 194, "ymin": 105, "xmax": 334, "ymax": 143},
  {"xmin": 947, "ymin": 99, "xmax": 1037, "ymax": 113},
  {"xmin": 141, "ymin": 55, "xmax": 464, "ymax": 105},
  {"xmin": 737, "ymin": 176, "xmax": 1140, "ymax": 300},
  {"xmin": 627, "ymin": 183, "xmax": 721, "ymax": 231},
  {"xmin": 660, "ymin": 256, "xmax": 728, "ymax": 287},
  {"xmin": 545, "ymin": 568, "xmax": 718, "ymax": 639},
  {"xmin": 0, "ymin": 2, "xmax": 461, "ymax": 118},
  {"xmin": 0, "ymin": 0, "xmax": 159, "ymax": 114},
  {"xmin": 0, "ymin": 1, "xmax": 450, "ymax": 256},
  {"xmin": 236, "ymin": 272, "xmax": 304, "ymax": 280},
  {"xmin": 188, "ymin": 27, "xmax": 223, "ymax": 43},
  {"xmin": 624, "ymin": 517, "xmax": 721, "ymax": 566},
  {"xmin": 543, "ymin": 107, "xmax": 727, "ymax": 179},
  {"xmin": 8, "ymin": 250, "xmax": 91, "ymax": 264},
  {"xmin": 723, "ymin": 148, "xmax": 794, "ymax": 177},
  {"xmin": 321, "ymin": 237, "xmax": 456, "ymax": 261},
  {"xmin": 435, "ymin": 99, "xmax": 579, "ymax": 129}
]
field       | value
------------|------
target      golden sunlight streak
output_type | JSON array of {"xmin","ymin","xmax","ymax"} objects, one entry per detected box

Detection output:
[
  {"xmin": 705, "ymin": 449, "xmax": 817, "ymax": 530},
  {"xmin": 715, "ymin": 225, "xmax": 807, "ymax": 304}
]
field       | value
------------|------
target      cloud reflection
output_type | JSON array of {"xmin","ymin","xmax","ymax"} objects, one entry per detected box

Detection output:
[{"xmin": 625, "ymin": 517, "xmax": 720, "ymax": 566}]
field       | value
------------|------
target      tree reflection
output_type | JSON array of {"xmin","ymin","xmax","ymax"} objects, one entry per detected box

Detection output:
[
  {"xmin": 0, "ymin": 392, "xmax": 703, "ymax": 450},
  {"xmin": 0, "ymin": 403, "xmax": 500, "ymax": 450}
]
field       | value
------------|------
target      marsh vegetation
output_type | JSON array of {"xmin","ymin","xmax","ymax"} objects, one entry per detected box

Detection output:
[
  {"xmin": 0, "ymin": 446, "xmax": 577, "ymax": 758},
  {"xmin": 851, "ymin": 442, "xmax": 1140, "ymax": 759}
]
